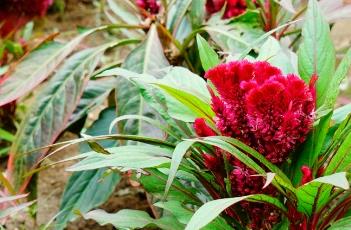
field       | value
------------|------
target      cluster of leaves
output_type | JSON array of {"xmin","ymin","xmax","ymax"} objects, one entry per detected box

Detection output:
[{"xmin": 1, "ymin": 0, "xmax": 351, "ymax": 229}]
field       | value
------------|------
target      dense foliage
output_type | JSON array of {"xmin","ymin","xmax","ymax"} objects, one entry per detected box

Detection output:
[{"xmin": 1, "ymin": 0, "xmax": 351, "ymax": 230}]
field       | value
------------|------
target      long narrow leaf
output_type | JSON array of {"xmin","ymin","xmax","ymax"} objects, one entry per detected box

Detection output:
[
  {"xmin": 185, "ymin": 194, "xmax": 286, "ymax": 230},
  {"xmin": 164, "ymin": 141, "xmax": 194, "ymax": 198}
]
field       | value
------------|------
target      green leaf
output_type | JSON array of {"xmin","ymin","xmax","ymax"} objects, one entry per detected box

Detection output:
[
  {"xmin": 185, "ymin": 194, "xmax": 286, "ymax": 230},
  {"xmin": 194, "ymin": 136, "xmax": 295, "ymax": 193},
  {"xmin": 109, "ymin": 114, "xmax": 180, "ymax": 140},
  {"xmin": 106, "ymin": 0, "xmax": 141, "ymax": 25},
  {"xmin": 297, "ymin": 0, "xmax": 335, "ymax": 107},
  {"xmin": 55, "ymin": 170, "xmax": 120, "ymax": 229},
  {"xmin": 0, "ymin": 127, "xmax": 15, "ymax": 142},
  {"xmin": 140, "ymin": 168, "xmax": 200, "ymax": 204},
  {"xmin": 196, "ymin": 34, "xmax": 220, "ymax": 71},
  {"xmin": 296, "ymin": 172, "xmax": 349, "ymax": 215},
  {"xmin": 67, "ymin": 78, "xmax": 117, "ymax": 127},
  {"xmin": 155, "ymin": 84, "xmax": 215, "ymax": 123},
  {"xmin": 55, "ymin": 108, "xmax": 121, "ymax": 230},
  {"xmin": 189, "ymin": 0, "xmax": 206, "ymax": 28},
  {"xmin": 167, "ymin": 0, "xmax": 192, "ymax": 34},
  {"xmin": 291, "ymin": 109, "xmax": 333, "ymax": 185},
  {"xmin": 154, "ymin": 200, "xmax": 193, "ymax": 224},
  {"xmin": 257, "ymin": 36, "xmax": 296, "ymax": 74},
  {"xmin": 239, "ymin": 19, "xmax": 301, "ymax": 59},
  {"xmin": 323, "ymin": 48, "xmax": 351, "ymax": 110},
  {"xmin": 9, "ymin": 47, "xmax": 104, "ymax": 190},
  {"xmin": 160, "ymin": 66, "xmax": 211, "ymax": 103},
  {"xmin": 189, "ymin": 137, "xmax": 265, "ymax": 174},
  {"xmin": 327, "ymin": 216, "xmax": 351, "ymax": 230},
  {"xmin": 154, "ymin": 200, "xmax": 233, "ymax": 230},
  {"xmin": 324, "ymin": 130, "xmax": 351, "ymax": 175},
  {"xmin": 292, "ymin": 111, "xmax": 333, "ymax": 185},
  {"xmin": 0, "ymin": 27, "xmax": 103, "ymax": 106},
  {"xmin": 164, "ymin": 141, "xmax": 194, "ymax": 198},
  {"xmin": 67, "ymin": 145, "xmax": 172, "ymax": 171},
  {"xmin": 115, "ymin": 24, "xmax": 169, "ymax": 137},
  {"xmin": 123, "ymin": 24, "xmax": 169, "ymax": 75},
  {"xmin": 82, "ymin": 209, "xmax": 183, "ymax": 230},
  {"xmin": 333, "ymin": 104, "xmax": 351, "ymax": 124},
  {"xmin": 230, "ymin": 9, "xmax": 261, "ymax": 24},
  {"xmin": 98, "ymin": 66, "xmax": 210, "ymax": 124},
  {"xmin": 206, "ymin": 23, "xmax": 263, "ymax": 55}
]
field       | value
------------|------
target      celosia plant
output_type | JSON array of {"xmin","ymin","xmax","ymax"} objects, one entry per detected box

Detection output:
[
  {"xmin": 194, "ymin": 60, "xmax": 315, "ymax": 229},
  {"xmin": 206, "ymin": 0, "xmax": 248, "ymax": 19},
  {"xmin": 3, "ymin": 0, "xmax": 351, "ymax": 229}
]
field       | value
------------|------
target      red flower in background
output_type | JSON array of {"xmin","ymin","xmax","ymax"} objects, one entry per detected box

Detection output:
[
  {"xmin": 0, "ymin": 0, "xmax": 53, "ymax": 37},
  {"xmin": 206, "ymin": 0, "xmax": 247, "ymax": 19},
  {"xmin": 194, "ymin": 61, "xmax": 315, "ymax": 229},
  {"xmin": 136, "ymin": 0, "xmax": 160, "ymax": 15}
]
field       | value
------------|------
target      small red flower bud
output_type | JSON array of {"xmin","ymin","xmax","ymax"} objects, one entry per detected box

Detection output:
[
  {"xmin": 135, "ymin": 0, "xmax": 160, "ymax": 15},
  {"xmin": 203, "ymin": 153, "xmax": 220, "ymax": 170},
  {"xmin": 309, "ymin": 73, "xmax": 318, "ymax": 107},
  {"xmin": 301, "ymin": 165, "xmax": 313, "ymax": 185},
  {"xmin": 194, "ymin": 118, "xmax": 216, "ymax": 137}
]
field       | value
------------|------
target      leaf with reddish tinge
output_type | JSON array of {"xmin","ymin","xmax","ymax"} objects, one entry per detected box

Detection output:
[
  {"xmin": 8, "ymin": 47, "xmax": 103, "ymax": 190},
  {"xmin": 0, "ymin": 28, "xmax": 101, "ymax": 107}
]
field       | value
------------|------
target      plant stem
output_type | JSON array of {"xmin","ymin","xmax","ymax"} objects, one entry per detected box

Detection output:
[{"xmin": 276, "ymin": 5, "xmax": 307, "ymax": 40}]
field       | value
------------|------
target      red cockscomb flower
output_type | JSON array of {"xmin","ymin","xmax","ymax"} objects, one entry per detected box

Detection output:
[
  {"xmin": 0, "ymin": 0, "xmax": 53, "ymax": 37},
  {"xmin": 194, "ymin": 60, "xmax": 315, "ymax": 229},
  {"xmin": 136, "ymin": 0, "xmax": 160, "ymax": 15},
  {"xmin": 206, "ymin": 0, "xmax": 247, "ymax": 19},
  {"xmin": 205, "ymin": 60, "xmax": 314, "ymax": 164}
]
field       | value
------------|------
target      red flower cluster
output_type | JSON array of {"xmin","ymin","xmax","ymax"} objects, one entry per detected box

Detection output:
[
  {"xmin": 0, "ymin": 0, "xmax": 53, "ymax": 37},
  {"xmin": 194, "ymin": 60, "xmax": 315, "ymax": 229},
  {"xmin": 206, "ymin": 0, "xmax": 247, "ymax": 19},
  {"xmin": 136, "ymin": 0, "xmax": 160, "ymax": 15}
]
